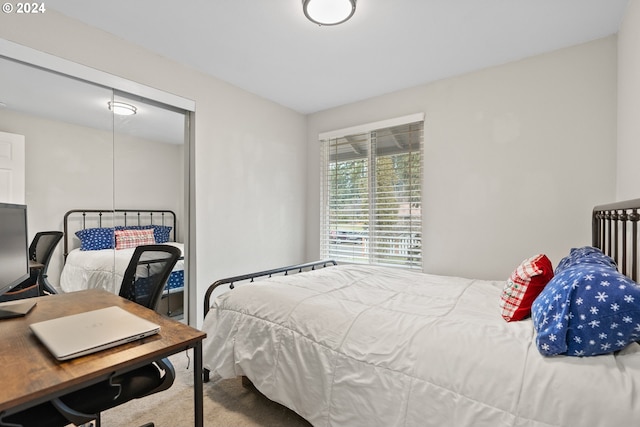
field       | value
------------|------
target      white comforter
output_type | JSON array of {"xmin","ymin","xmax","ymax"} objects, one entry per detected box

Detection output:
[
  {"xmin": 202, "ymin": 264, "xmax": 640, "ymax": 427},
  {"xmin": 60, "ymin": 242, "xmax": 184, "ymax": 294}
]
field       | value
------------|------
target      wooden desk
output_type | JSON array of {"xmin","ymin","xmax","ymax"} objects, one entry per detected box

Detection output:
[{"xmin": 0, "ymin": 289, "xmax": 206, "ymax": 426}]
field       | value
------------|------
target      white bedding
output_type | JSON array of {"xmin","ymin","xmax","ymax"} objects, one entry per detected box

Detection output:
[
  {"xmin": 202, "ymin": 264, "xmax": 640, "ymax": 427},
  {"xmin": 60, "ymin": 242, "xmax": 184, "ymax": 294}
]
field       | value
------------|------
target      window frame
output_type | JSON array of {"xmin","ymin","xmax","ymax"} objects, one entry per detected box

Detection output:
[{"xmin": 319, "ymin": 113, "xmax": 424, "ymax": 269}]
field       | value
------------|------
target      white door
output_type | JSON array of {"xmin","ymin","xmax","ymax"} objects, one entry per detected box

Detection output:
[{"xmin": 0, "ymin": 131, "xmax": 26, "ymax": 204}]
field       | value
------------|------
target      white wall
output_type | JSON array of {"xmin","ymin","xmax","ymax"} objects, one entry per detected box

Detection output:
[
  {"xmin": 617, "ymin": 0, "xmax": 640, "ymax": 200},
  {"xmin": 113, "ymin": 133, "xmax": 184, "ymax": 231},
  {"xmin": 306, "ymin": 37, "xmax": 618, "ymax": 280},
  {"xmin": 0, "ymin": 10, "xmax": 308, "ymax": 326}
]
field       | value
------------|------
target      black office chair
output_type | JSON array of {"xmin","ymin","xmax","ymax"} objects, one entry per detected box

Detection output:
[
  {"xmin": 119, "ymin": 244, "xmax": 183, "ymax": 311},
  {"xmin": 31, "ymin": 231, "xmax": 64, "ymax": 295},
  {"xmin": 0, "ymin": 363, "xmax": 175, "ymax": 427},
  {"xmin": 1, "ymin": 245, "xmax": 182, "ymax": 427},
  {"xmin": 0, "ymin": 231, "xmax": 63, "ymax": 302}
]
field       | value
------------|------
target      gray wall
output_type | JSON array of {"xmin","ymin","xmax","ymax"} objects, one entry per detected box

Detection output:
[{"xmin": 617, "ymin": 0, "xmax": 640, "ymax": 200}]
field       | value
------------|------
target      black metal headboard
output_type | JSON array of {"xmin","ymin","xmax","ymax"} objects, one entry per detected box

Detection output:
[
  {"xmin": 63, "ymin": 209, "xmax": 177, "ymax": 261},
  {"xmin": 592, "ymin": 198, "xmax": 640, "ymax": 282}
]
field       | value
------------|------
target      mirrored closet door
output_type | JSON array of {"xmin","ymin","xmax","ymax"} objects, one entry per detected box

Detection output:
[
  {"xmin": 0, "ymin": 46, "xmax": 192, "ymax": 322},
  {"xmin": 113, "ymin": 92, "xmax": 189, "ymax": 318}
]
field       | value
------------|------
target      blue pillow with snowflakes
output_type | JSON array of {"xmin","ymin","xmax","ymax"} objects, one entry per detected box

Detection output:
[
  {"xmin": 166, "ymin": 270, "xmax": 184, "ymax": 290},
  {"xmin": 532, "ymin": 247, "xmax": 640, "ymax": 356},
  {"xmin": 554, "ymin": 246, "xmax": 617, "ymax": 274},
  {"xmin": 151, "ymin": 225, "xmax": 172, "ymax": 243},
  {"xmin": 75, "ymin": 227, "xmax": 115, "ymax": 251}
]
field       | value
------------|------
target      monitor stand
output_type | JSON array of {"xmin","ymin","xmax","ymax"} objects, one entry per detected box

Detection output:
[{"xmin": 0, "ymin": 300, "xmax": 37, "ymax": 319}]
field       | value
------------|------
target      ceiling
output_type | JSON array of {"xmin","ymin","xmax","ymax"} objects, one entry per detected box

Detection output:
[
  {"xmin": 0, "ymin": 57, "xmax": 186, "ymax": 144},
  {"xmin": 45, "ymin": 0, "xmax": 630, "ymax": 115}
]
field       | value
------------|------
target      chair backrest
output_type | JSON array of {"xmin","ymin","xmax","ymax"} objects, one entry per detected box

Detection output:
[
  {"xmin": 119, "ymin": 244, "xmax": 182, "ymax": 310},
  {"xmin": 2, "ymin": 231, "xmax": 64, "ymax": 298},
  {"xmin": 31, "ymin": 231, "xmax": 64, "ymax": 272}
]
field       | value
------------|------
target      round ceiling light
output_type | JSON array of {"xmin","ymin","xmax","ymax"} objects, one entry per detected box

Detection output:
[
  {"xmin": 302, "ymin": 0, "xmax": 356, "ymax": 26},
  {"xmin": 108, "ymin": 101, "xmax": 137, "ymax": 116}
]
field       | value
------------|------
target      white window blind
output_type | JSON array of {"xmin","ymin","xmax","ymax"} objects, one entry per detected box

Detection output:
[{"xmin": 320, "ymin": 115, "xmax": 424, "ymax": 269}]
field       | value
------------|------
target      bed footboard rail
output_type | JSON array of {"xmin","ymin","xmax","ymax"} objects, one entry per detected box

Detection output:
[
  {"xmin": 203, "ymin": 259, "xmax": 337, "ymax": 317},
  {"xmin": 202, "ymin": 259, "xmax": 336, "ymax": 383},
  {"xmin": 593, "ymin": 198, "xmax": 640, "ymax": 282}
]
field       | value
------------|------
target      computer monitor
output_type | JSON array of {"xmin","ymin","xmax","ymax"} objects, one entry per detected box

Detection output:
[{"xmin": 0, "ymin": 202, "xmax": 29, "ymax": 298}]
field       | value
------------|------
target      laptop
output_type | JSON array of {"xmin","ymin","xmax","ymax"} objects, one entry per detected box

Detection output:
[{"xmin": 30, "ymin": 306, "xmax": 160, "ymax": 361}]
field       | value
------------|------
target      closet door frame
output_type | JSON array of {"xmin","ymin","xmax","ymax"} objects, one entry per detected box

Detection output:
[{"xmin": 0, "ymin": 39, "xmax": 197, "ymax": 326}]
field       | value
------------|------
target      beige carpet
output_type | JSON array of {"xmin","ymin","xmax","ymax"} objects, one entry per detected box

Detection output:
[{"xmin": 100, "ymin": 351, "xmax": 312, "ymax": 427}]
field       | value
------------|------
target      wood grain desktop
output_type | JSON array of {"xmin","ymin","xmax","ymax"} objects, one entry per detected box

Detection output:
[{"xmin": 0, "ymin": 289, "xmax": 206, "ymax": 426}]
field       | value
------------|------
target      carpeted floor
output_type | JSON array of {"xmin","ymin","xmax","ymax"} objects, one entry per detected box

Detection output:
[{"xmin": 100, "ymin": 351, "xmax": 312, "ymax": 427}]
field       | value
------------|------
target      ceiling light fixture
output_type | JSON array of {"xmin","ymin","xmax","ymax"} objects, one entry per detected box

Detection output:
[
  {"xmin": 108, "ymin": 101, "xmax": 137, "ymax": 116},
  {"xmin": 303, "ymin": 0, "xmax": 356, "ymax": 26}
]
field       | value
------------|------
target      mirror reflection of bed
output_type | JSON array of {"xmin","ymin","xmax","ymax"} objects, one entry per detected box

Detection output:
[
  {"xmin": 60, "ymin": 209, "xmax": 185, "ymax": 319},
  {"xmin": 0, "ymin": 51, "xmax": 191, "ymax": 321}
]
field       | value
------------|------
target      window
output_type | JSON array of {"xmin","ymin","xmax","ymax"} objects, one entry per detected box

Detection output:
[{"xmin": 320, "ymin": 114, "xmax": 424, "ymax": 269}]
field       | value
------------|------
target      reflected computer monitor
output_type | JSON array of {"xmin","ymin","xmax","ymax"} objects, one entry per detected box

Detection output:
[{"xmin": 0, "ymin": 202, "xmax": 35, "ymax": 318}]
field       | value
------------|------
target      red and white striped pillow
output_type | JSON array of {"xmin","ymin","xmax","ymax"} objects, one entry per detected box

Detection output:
[
  {"xmin": 114, "ymin": 228, "xmax": 155, "ymax": 250},
  {"xmin": 500, "ymin": 254, "xmax": 554, "ymax": 322}
]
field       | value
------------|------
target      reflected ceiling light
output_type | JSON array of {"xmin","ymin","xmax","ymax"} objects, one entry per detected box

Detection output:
[
  {"xmin": 108, "ymin": 101, "xmax": 137, "ymax": 116},
  {"xmin": 303, "ymin": 0, "xmax": 356, "ymax": 26}
]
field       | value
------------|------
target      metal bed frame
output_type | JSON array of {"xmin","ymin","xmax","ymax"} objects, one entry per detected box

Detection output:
[
  {"xmin": 203, "ymin": 259, "xmax": 337, "ymax": 318},
  {"xmin": 202, "ymin": 259, "xmax": 337, "ymax": 382},
  {"xmin": 63, "ymin": 209, "xmax": 178, "ymax": 261},
  {"xmin": 592, "ymin": 198, "xmax": 640, "ymax": 282}
]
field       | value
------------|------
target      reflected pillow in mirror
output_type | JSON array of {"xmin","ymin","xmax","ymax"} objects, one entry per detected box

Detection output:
[
  {"xmin": 75, "ymin": 227, "xmax": 115, "ymax": 251},
  {"xmin": 115, "ymin": 228, "xmax": 156, "ymax": 250},
  {"xmin": 115, "ymin": 225, "xmax": 172, "ymax": 243},
  {"xmin": 151, "ymin": 225, "xmax": 172, "ymax": 243}
]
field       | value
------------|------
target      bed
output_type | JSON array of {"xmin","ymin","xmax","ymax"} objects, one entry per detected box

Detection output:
[
  {"xmin": 59, "ymin": 209, "xmax": 185, "ymax": 301},
  {"xmin": 201, "ymin": 198, "xmax": 640, "ymax": 427}
]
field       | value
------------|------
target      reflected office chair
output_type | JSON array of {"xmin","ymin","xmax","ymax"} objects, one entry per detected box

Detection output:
[
  {"xmin": 0, "ymin": 231, "xmax": 63, "ymax": 302},
  {"xmin": 1, "ymin": 245, "xmax": 182, "ymax": 427},
  {"xmin": 31, "ymin": 231, "xmax": 64, "ymax": 295},
  {"xmin": 119, "ymin": 244, "xmax": 182, "ymax": 311}
]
